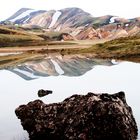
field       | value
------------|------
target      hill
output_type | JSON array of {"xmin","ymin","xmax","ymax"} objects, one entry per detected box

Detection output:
[
  {"xmin": 0, "ymin": 25, "xmax": 76, "ymax": 47},
  {"xmin": 1, "ymin": 7, "xmax": 140, "ymax": 40},
  {"xmin": 75, "ymin": 35, "xmax": 140, "ymax": 62}
]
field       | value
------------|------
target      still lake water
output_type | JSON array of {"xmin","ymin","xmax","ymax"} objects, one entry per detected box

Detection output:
[{"xmin": 0, "ymin": 58, "xmax": 140, "ymax": 140}]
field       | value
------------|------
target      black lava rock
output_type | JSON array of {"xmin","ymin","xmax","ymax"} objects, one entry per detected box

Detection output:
[
  {"xmin": 15, "ymin": 91, "xmax": 138, "ymax": 140},
  {"xmin": 37, "ymin": 89, "xmax": 52, "ymax": 97}
]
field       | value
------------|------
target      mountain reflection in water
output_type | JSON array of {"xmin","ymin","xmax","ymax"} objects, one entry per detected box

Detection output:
[{"xmin": 7, "ymin": 55, "xmax": 115, "ymax": 80}]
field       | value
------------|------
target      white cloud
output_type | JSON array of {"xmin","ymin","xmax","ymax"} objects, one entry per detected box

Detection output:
[{"xmin": 0, "ymin": 0, "xmax": 140, "ymax": 21}]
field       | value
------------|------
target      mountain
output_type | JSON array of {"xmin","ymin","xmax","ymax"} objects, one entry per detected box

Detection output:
[
  {"xmin": 5, "ymin": 8, "xmax": 46, "ymax": 24},
  {"xmin": 3, "ymin": 8, "xmax": 93, "ymax": 30},
  {"xmin": 1, "ymin": 7, "xmax": 140, "ymax": 40}
]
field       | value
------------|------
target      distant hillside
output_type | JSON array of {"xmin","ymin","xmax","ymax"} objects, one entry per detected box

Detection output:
[
  {"xmin": 1, "ymin": 7, "xmax": 140, "ymax": 40},
  {"xmin": 3, "ymin": 8, "xmax": 93, "ymax": 30},
  {"xmin": 0, "ymin": 25, "xmax": 45, "ymax": 46},
  {"xmin": 77, "ymin": 35, "xmax": 140, "ymax": 62},
  {"xmin": 0, "ymin": 26, "xmax": 75, "ymax": 47}
]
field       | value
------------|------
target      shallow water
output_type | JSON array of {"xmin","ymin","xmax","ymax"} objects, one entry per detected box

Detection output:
[
  {"xmin": 0, "ymin": 59, "xmax": 140, "ymax": 139},
  {"xmin": 0, "ymin": 52, "xmax": 23, "ymax": 56}
]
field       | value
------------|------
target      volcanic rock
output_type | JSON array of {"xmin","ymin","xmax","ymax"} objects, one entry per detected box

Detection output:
[
  {"xmin": 15, "ymin": 91, "xmax": 138, "ymax": 140},
  {"xmin": 37, "ymin": 89, "xmax": 52, "ymax": 97}
]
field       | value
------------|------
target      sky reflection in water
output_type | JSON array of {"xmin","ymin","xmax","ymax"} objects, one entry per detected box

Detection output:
[{"xmin": 0, "ymin": 60, "xmax": 140, "ymax": 140}]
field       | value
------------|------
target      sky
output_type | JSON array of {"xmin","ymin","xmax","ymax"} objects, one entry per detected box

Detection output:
[{"xmin": 0, "ymin": 0, "xmax": 140, "ymax": 21}]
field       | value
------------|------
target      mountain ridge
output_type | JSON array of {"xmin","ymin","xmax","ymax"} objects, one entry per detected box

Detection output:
[{"xmin": 1, "ymin": 7, "xmax": 140, "ymax": 40}]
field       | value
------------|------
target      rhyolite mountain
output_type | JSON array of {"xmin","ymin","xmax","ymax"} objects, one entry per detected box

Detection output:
[
  {"xmin": 2, "ymin": 7, "xmax": 140, "ymax": 40},
  {"xmin": 5, "ymin": 8, "xmax": 46, "ymax": 24},
  {"xmin": 3, "ymin": 8, "xmax": 94, "ymax": 30}
]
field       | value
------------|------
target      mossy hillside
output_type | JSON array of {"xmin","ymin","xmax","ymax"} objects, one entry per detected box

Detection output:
[{"xmin": 60, "ymin": 36, "xmax": 140, "ymax": 62}]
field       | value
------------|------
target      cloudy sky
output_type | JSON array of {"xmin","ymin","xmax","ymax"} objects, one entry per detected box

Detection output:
[{"xmin": 0, "ymin": 0, "xmax": 140, "ymax": 20}]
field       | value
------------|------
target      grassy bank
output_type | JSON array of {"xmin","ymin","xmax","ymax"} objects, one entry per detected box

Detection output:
[
  {"xmin": 0, "ymin": 25, "xmax": 140, "ymax": 68},
  {"xmin": 0, "ymin": 25, "xmax": 46, "ymax": 47},
  {"xmin": 0, "ymin": 26, "xmax": 78, "ymax": 47},
  {"xmin": 60, "ymin": 36, "xmax": 140, "ymax": 62}
]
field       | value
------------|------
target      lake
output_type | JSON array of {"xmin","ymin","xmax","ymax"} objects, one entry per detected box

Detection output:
[{"xmin": 0, "ymin": 55, "xmax": 140, "ymax": 140}]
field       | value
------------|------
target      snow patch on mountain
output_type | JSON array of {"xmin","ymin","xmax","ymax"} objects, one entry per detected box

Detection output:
[
  {"xmin": 49, "ymin": 11, "xmax": 62, "ymax": 28},
  {"xmin": 109, "ymin": 17, "xmax": 118, "ymax": 23},
  {"xmin": 23, "ymin": 17, "xmax": 30, "ymax": 23},
  {"xmin": 10, "ymin": 9, "xmax": 38, "ymax": 22},
  {"xmin": 125, "ymin": 23, "xmax": 129, "ymax": 27}
]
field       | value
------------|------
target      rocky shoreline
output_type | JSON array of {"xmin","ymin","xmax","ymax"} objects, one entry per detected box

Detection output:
[{"xmin": 15, "ymin": 91, "xmax": 138, "ymax": 140}]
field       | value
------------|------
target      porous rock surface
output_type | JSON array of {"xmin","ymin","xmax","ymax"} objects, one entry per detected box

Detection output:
[{"xmin": 15, "ymin": 91, "xmax": 138, "ymax": 140}]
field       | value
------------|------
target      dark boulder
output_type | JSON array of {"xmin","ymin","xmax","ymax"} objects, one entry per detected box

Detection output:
[
  {"xmin": 15, "ymin": 91, "xmax": 138, "ymax": 140},
  {"xmin": 37, "ymin": 89, "xmax": 52, "ymax": 97}
]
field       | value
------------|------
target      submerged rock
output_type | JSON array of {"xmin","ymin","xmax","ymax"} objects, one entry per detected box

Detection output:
[{"xmin": 15, "ymin": 91, "xmax": 138, "ymax": 140}]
